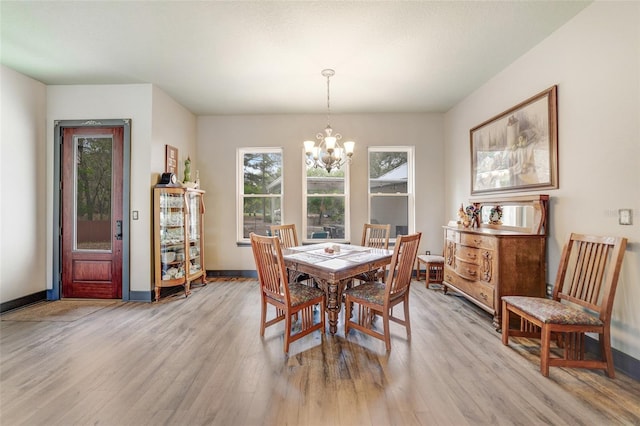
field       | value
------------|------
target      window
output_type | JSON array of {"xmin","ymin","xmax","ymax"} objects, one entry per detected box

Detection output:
[
  {"xmin": 237, "ymin": 148, "xmax": 282, "ymax": 242},
  {"xmin": 302, "ymin": 157, "xmax": 350, "ymax": 242},
  {"xmin": 368, "ymin": 147, "xmax": 414, "ymax": 239}
]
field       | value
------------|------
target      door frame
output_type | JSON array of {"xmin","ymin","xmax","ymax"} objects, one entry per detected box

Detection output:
[{"xmin": 50, "ymin": 119, "xmax": 131, "ymax": 301}]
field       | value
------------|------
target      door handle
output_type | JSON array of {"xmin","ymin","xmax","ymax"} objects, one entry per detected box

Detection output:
[{"xmin": 115, "ymin": 220, "xmax": 123, "ymax": 240}]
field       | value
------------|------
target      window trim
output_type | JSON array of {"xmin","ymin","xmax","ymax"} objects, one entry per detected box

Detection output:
[
  {"xmin": 368, "ymin": 146, "xmax": 415, "ymax": 242},
  {"xmin": 237, "ymin": 147, "xmax": 283, "ymax": 244}
]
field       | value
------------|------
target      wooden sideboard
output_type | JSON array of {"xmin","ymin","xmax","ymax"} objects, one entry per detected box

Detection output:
[{"xmin": 443, "ymin": 194, "xmax": 548, "ymax": 329}]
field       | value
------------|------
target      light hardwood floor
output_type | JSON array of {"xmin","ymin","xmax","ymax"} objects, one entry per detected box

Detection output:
[{"xmin": 1, "ymin": 279, "xmax": 639, "ymax": 425}]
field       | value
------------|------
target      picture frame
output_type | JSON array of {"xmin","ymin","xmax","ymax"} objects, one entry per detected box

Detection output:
[
  {"xmin": 470, "ymin": 85, "xmax": 558, "ymax": 195},
  {"xmin": 165, "ymin": 145, "xmax": 178, "ymax": 174}
]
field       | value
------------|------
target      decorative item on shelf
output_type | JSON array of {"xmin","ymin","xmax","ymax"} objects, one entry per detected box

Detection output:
[
  {"xmin": 304, "ymin": 69, "xmax": 355, "ymax": 173},
  {"xmin": 194, "ymin": 170, "xmax": 200, "ymax": 189},
  {"xmin": 460, "ymin": 204, "xmax": 480, "ymax": 228},
  {"xmin": 464, "ymin": 204, "xmax": 480, "ymax": 228},
  {"xmin": 160, "ymin": 251, "xmax": 176, "ymax": 264},
  {"xmin": 489, "ymin": 205, "xmax": 503, "ymax": 225},
  {"xmin": 457, "ymin": 204, "xmax": 466, "ymax": 225},
  {"xmin": 165, "ymin": 145, "xmax": 178, "ymax": 174},
  {"xmin": 184, "ymin": 156, "xmax": 191, "ymax": 182},
  {"xmin": 157, "ymin": 172, "xmax": 180, "ymax": 187},
  {"xmin": 182, "ymin": 156, "xmax": 197, "ymax": 189}
]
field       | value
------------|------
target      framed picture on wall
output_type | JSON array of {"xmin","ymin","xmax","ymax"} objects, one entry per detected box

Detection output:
[
  {"xmin": 165, "ymin": 145, "xmax": 178, "ymax": 174},
  {"xmin": 470, "ymin": 85, "xmax": 558, "ymax": 195}
]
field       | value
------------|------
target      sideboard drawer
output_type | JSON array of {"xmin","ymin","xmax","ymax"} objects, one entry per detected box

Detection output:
[
  {"xmin": 460, "ymin": 233, "xmax": 497, "ymax": 250},
  {"xmin": 468, "ymin": 281, "xmax": 494, "ymax": 310},
  {"xmin": 444, "ymin": 266, "xmax": 470, "ymax": 289},
  {"xmin": 443, "ymin": 265, "xmax": 459, "ymax": 286},
  {"xmin": 443, "ymin": 268, "xmax": 494, "ymax": 311},
  {"xmin": 456, "ymin": 245, "xmax": 480, "ymax": 264},
  {"xmin": 446, "ymin": 229, "xmax": 460, "ymax": 243},
  {"xmin": 454, "ymin": 259, "xmax": 480, "ymax": 281}
]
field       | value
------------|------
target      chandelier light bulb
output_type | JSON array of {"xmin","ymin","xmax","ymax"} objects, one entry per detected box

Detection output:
[
  {"xmin": 333, "ymin": 147, "xmax": 343, "ymax": 160},
  {"xmin": 343, "ymin": 141, "xmax": 355, "ymax": 155},
  {"xmin": 304, "ymin": 140, "xmax": 315, "ymax": 155},
  {"xmin": 325, "ymin": 137, "xmax": 336, "ymax": 152}
]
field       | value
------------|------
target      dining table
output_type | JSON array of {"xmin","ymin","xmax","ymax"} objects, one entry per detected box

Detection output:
[{"xmin": 282, "ymin": 242, "xmax": 393, "ymax": 334}]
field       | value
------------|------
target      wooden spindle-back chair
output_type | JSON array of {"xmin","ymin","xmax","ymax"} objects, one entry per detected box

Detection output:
[
  {"xmin": 270, "ymin": 223, "xmax": 299, "ymax": 248},
  {"xmin": 361, "ymin": 223, "xmax": 391, "ymax": 249},
  {"xmin": 344, "ymin": 232, "xmax": 421, "ymax": 351},
  {"xmin": 502, "ymin": 233, "xmax": 627, "ymax": 377},
  {"xmin": 270, "ymin": 223, "xmax": 314, "ymax": 285},
  {"xmin": 250, "ymin": 233, "xmax": 325, "ymax": 354},
  {"xmin": 354, "ymin": 223, "xmax": 392, "ymax": 283}
]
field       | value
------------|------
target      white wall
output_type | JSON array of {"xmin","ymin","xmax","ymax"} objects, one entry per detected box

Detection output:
[
  {"xmin": 47, "ymin": 84, "xmax": 154, "ymax": 294},
  {"xmin": 0, "ymin": 65, "xmax": 47, "ymax": 303},
  {"xmin": 197, "ymin": 113, "xmax": 444, "ymax": 271},
  {"xmin": 444, "ymin": 2, "xmax": 640, "ymax": 359},
  {"xmin": 46, "ymin": 84, "xmax": 197, "ymax": 296},
  {"xmin": 151, "ymin": 86, "xmax": 198, "ymax": 185}
]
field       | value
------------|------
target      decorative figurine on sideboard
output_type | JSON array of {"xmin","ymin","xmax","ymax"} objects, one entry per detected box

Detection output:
[{"xmin": 458, "ymin": 204, "xmax": 467, "ymax": 226}]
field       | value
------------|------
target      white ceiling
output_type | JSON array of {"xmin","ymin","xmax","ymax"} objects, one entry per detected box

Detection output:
[{"xmin": 1, "ymin": 1, "xmax": 590, "ymax": 115}]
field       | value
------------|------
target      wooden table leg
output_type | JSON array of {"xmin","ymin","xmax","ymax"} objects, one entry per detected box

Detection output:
[{"xmin": 316, "ymin": 278, "xmax": 345, "ymax": 334}]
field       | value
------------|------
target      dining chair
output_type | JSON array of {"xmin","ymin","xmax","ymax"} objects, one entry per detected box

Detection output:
[
  {"xmin": 270, "ymin": 223, "xmax": 299, "ymax": 248},
  {"xmin": 502, "ymin": 233, "xmax": 627, "ymax": 377},
  {"xmin": 250, "ymin": 233, "xmax": 325, "ymax": 354},
  {"xmin": 344, "ymin": 232, "xmax": 421, "ymax": 351},
  {"xmin": 354, "ymin": 223, "xmax": 391, "ymax": 283},
  {"xmin": 311, "ymin": 231, "xmax": 328, "ymax": 239},
  {"xmin": 361, "ymin": 223, "xmax": 391, "ymax": 249},
  {"xmin": 270, "ymin": 223, "xmax": 315, "ymax": 286}
]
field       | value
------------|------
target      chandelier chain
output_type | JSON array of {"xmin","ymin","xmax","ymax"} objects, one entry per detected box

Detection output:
[{"xmin": 326, "ymin": 73, "xmax": 331, "ymax": 127}]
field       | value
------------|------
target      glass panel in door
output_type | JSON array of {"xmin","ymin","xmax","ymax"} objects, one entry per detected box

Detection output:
[{"xmin": 75, "ymin": 136, "xmax": 113, "ymax": 251}]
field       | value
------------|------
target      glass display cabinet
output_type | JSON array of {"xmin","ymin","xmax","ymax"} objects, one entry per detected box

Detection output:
[{"xmin": 153, "ymin": 187, "xmax": 206, "ymax": 302}]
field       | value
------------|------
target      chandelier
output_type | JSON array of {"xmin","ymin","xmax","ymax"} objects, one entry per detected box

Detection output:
[{"xmin": 304, "ymin": 69, "xmax": 355, "ymax": 173}]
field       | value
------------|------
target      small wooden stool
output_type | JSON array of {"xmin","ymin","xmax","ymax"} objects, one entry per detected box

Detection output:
[{"xmin": 415, "ymin": 254, "xmax": 445, "ymax": 290}]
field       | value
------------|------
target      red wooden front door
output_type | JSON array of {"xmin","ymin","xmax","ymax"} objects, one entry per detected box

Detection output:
[{"xmin": 61, "ymin": 126, "xmax": 123, "ymax": 298}]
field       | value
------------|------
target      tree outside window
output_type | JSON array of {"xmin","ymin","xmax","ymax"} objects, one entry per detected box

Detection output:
[
  {"xmin": 76, "ymin": 137, "xmax": 113, "ymax": 250},
  {"xmin": 238, "ymin": 148, "xmax": 282, "ymax": 241},
  {"xmin": 303, "ymin": 164, "xmax": 349, "ymax": 241}
]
